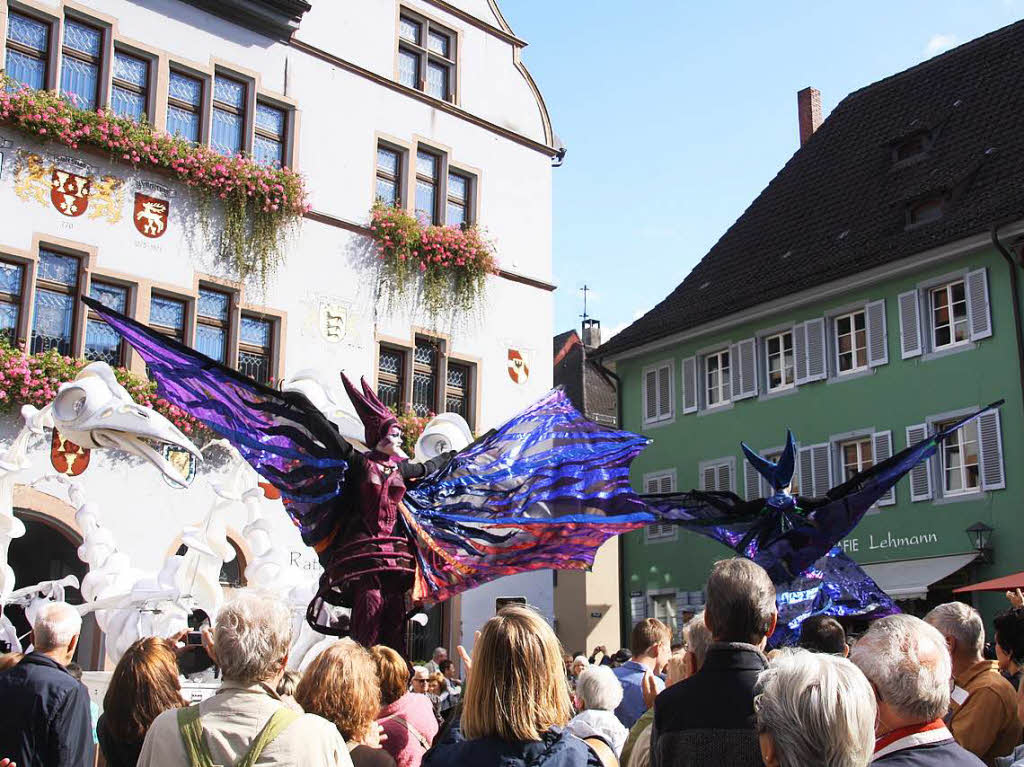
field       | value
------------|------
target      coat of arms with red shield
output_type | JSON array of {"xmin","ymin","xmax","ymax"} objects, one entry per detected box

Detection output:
[
  {"xmin": 50, "ymin": 168, "xmax": 91, "ymax": 217},
  {"xmin": 134, "ymin": 193, "xmax": 169, "ymax": 238},
  {"xmin": 50, "ymin": 428, "xmax": 91, "ymax": 476},
  {"xmin": 508, "ymin": 348, "xmax": 530, "ymax": 384}
]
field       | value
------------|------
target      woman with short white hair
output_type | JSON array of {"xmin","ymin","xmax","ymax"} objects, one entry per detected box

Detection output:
[
  {"xmin": 566, "ymin": 664, "xmax": 628, "ymax": 755},
  {"xmin": 754, "ymin": 648, "xmax": 875, "ymax": 767}
]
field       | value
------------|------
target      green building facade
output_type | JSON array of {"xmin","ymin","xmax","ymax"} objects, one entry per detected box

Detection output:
[{"xmin": 596, "ymin": 21, "xmax": 1024, "ymax": 644}]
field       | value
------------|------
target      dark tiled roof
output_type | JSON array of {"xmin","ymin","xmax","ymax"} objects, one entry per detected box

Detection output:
[
  {"xmin": 598, "ymin": 20, "xmax": 1024, "ymax": 358},
  {"xmin": 553, "ymin": 330, "xmax": 618, "ymax": 424}
]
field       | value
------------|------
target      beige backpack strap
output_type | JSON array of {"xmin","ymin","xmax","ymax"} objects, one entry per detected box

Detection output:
[{"xmin": 584, "ymin": 736, "xmax": 620, "ymax": 767}]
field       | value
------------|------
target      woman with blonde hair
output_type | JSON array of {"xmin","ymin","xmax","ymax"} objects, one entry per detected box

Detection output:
[
  {"xmin": 97, "ymin": 637, "xmax": 185, "ymax": 767},
  {"xmin": 423, "ymin": 605, "xmax": 603, "ymax": 767},
  {"xmin": 296, "ymin": 640, "xmax": 396, "ymax": 767},
  {"xmin": 372, "ymin": 644, "xmax": 438, "ymax": 767}
]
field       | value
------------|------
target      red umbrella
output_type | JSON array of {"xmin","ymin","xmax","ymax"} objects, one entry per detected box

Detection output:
[{"xmin": 953, "ymin": 571, "xmax": 1024, "ymax": 594}]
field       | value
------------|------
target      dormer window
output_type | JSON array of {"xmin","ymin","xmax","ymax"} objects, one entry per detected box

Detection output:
[
  {"xmin": 892, "ymin": 130, "xmax": 932, "ymax": 164},
  {"xmin": 906, "ymin": 195, "xmax": 945, "ymax": 227}
]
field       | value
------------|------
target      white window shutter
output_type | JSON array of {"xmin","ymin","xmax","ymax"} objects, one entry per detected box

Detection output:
[
  {"xmin": 644, "ymin": 370, "xmax": 657, "ymax": 422},
  {"xmin": 906, "ymin": 424, "xmax": 933, "ymax": 501},
  {"xmin": 798, "ymin": 447, "xmax": 814, "ymax": 497},
  {"xmin": 660, "ymin": 474, "xmax": 674, "ymax": 493},
  {"xmin": 657, "ymin": 365, "xmax": 672, "ymax": 419},
  {"xmin": 865, "ymin": 300, "xmax": 888, "ymax": 367},
  {"xmin": 793, "ymin": 323, "xmax": 809, "ymax": 384},
  {"xmin": 978, "ymin": 410, "xmax": 1005, "ymax": 491},
  {"xmin": 681, "ymin": 356, "xmax": 698, "ymax": 414},
  {"xmin": 898, "ymin": 290, "xmax": 923, "ymax": 359},
  {"xmin": 966, "ymin": 268, "xmax": 992, "ymax": 340},
  {"xmin": 729, "ymin": 343, "xmax": 742, "ymax": 403},
  {"xmin": 700, "ymin": 465, "xmax": 717, "ymax": 492},
  {"xmin": 744, "ymin": 460, "xmax": 762, "ymax": 501},
  {"xmin": 872, "ymin": 431, "xmax": 895, "ymax": 505},
  {"xmin": 717, "ymin": 463, "xmax": 732, "ymax": 494},
  {"xmin": 805, "ymin": 318, "xmax": 827, "ymax": 381},
  {"xmin": 645, "ymin": 475, "xmax": 659, "ymax": 494},
  {"xmin": 732, "ymin": 338, "xmax": 758, "ymax": 400},
  {"xmin": 810, "ymin": 443, "xmax": 832, "ymax": 496}
]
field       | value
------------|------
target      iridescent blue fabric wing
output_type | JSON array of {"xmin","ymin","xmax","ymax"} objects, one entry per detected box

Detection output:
[
  {"xmin": 401, "ymin": 389, "xmax": 655, "ymax": 604},
  {"xmin": 770, "ymin": 547, "xmax": 899, "ymax": 648},
  {"xmin": 82, "ymin": 297, "xmax": 348, "ymax": 546}
]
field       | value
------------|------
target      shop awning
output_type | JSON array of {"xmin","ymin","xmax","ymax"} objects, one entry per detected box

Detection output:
[
  {"xmin": 862, "ymin": 553, "xmax": 979, "ymax": 600},
  {"xmin": 954, "ymin": 571, "xmax": 1024, "ymax": 594}
]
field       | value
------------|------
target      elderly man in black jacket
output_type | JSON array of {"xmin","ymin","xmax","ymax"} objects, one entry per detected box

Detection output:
[
  {"xmin": 650, "ymin": 558, "xmax": 776, "ymax": 767},
  {"xmin": 0, "ymin": 601, "xmax": 94, "ymax": 766}
]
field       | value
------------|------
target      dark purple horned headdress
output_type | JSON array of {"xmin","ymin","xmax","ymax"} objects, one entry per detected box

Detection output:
[{"xmin": 341, "ymin": 372, "xmax": 399, "ymax": 448}]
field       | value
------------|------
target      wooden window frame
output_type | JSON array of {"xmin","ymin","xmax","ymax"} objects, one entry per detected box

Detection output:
[
  {"xmin": 5, "ymin": 9, "xmax": 54, "ymax": 89},
  {"xmin": 167, "ymin": 68, "xmax": 205, "ymax": 144},
  {"xmin": 31, "ymin": 248, "xmax": 82, "ymax": 357},
  {"xmin": 60, "ymin": 16, "xmax": 104, "ymax": 110},
  {"xmin": 84, "ymin": 279, "xmax": 129, "ymax": 367},
  {"xmin": 704, "ymin": 348, "xmax": 731, "ymax": 407},
  {"xmin": 764, "ymin": 330, "xmax": 795, "ymax": 392},
  {"xmin": 936, "ymin": 417, "xmax": 981, "ymax": 497},
  {"xmin": 0, "ymin": 257, "xmax": 27, "ymax": 347},
  {"xmin": 834, "ymin": 309, "xmax": 868, "ymax": 375},
  {"xmin": 377, "ymin": 343, "xmax": 408, "ymax": 414},
  {"xmin": 148, "ymin": 291, "xmax": 188, "ymax": 342},
  {"xmin": 237, "ymin": 312, "xmax": 275, "ymax": 384},
  {"xmin": 254, "ymin": 99, "xmax": 287, "ymax": 168},
  {"xmin": 929, "ymin": 280, "xmax": 970, "ymax": 352},
  {"xmin": 443, "ymin": 358, "xmax": 473, "ymax": 425},
  {"xmin": 196, "ymin": 285, "xmax": 233, "ymax": 364},
  {"xmin": 446, "ymin": 169, "xmax": 472, "ymax": 227},
  {"xmin": 838, "ymin": 437, "xmax": 873, "ymax": 483},
  {"xmin": 397, "ymin": 9, "xmax": 457, "ymax": 102},
  {"xmin": 211, "ymin": 73, "xmax": 248, "ymax": 156},
  {"xmin": 415, "ymin": 147, "xmax": 442, "ymax": 225},
  {"xmin": 375, "ymin": 142, "xmax": 405, "ymax": 207},
  {"xmin": 110, "ymin": 48, "xmax": 150, "ymax": 122}
]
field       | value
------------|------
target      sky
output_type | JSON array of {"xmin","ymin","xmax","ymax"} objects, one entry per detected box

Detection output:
[{"xmin": 502, "ymin": 1, "xmax": 1023, "ymax": 341}]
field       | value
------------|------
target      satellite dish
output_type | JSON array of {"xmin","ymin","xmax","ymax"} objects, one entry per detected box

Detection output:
[{"xmin": 414, "ymin": 413, "xmax": 473, "ymax": 461}]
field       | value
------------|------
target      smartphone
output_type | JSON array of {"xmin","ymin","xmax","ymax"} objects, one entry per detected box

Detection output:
[{"xmin": 186, "ymin": 631, "xmax": 203, "ymax": 646}]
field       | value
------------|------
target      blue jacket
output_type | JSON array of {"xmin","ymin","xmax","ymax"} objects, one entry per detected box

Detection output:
[
  {"xmin": 0, "ymin": 652, "xmax": 95, "ymax": 767},
  {"xmin": 423, "ymin": 722, "xmax": 602, "ymax": 767}
]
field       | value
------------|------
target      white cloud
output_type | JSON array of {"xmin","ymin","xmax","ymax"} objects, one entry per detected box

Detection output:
[
  {"xmin": 924, "ymin": 33, "xmax": 958, "ymax": 56},
  {"xmin": 603, "ymin": 309, "xmax": 649, "ymax": 341}
]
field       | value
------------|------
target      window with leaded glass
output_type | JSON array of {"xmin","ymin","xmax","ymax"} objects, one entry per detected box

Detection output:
[
  {"xmin": 5, "ymin": 12, "xmax": 51, "ymax": 91},
  {"xmin": 254, "ymin": 102, "xmax": 286, "ymax": 168},
  {"xmin": 446, "ymin": 171, "xmax": 471, "ymax": 227},
  {"xmin": 396, "ymin": 11, "xmax": 456, "ymax": 102},
  {"xmin": 377, "ymin": 346, "xmax": 405, "ymax": 411},
  {"xmin": 196, "ymin": 288, "xmax": 230, "ymax": 363},
  {"xmin": 60, "ymin": 18, "xmax": 103, "ymax": 110},
  {"xmin": 111, "ymin": 50, "xmax": 149, "ymax": 121},
  {"xmin": 238, "ymin": 315, "xmax": 273, "ymax": 384},
  {"xmin": 149, "ymin": 294, "xmax": 186, "ymax": 341},
  {"xmin": 415, "ymin": 150, "xmax": 440, "ymax": 225},
  {"xmin": 0, "ymin": 261, "xmax": 25, "ymax": 347},
  {"xmin": 376, "ymin": 145, "xmax": 403, "ymax": 207},
  {"xmin": 412, "ymin": 338, "xmax": 439, "ymax": 417},
  {"xmin": 835, "ymin": 310, "xmax": 867, "ymax": 374},
  {"xmin": 31, "ymin": 250, "xmax": 79, "ymax": 355},
  {"xmin": 445, "ymin": 361, "xmax": 471, "ymax": 424},
  {"xmin": 839, "ymin": 437, "xmax": 873, "ymax": 482},
  {"xmin": 167, "ymin": 70, "xmax": 202, "ymax": 143},
  {"xmin": 211, "ymin": 75, "xmax": 246, "ymax": 156},
  {"xmin": 937, "ymin": 418, "xmax": 980, "ymax": 496},
  {"xmin": 85, "ymin": 281, "xmax": 127, "ymax": 365}
]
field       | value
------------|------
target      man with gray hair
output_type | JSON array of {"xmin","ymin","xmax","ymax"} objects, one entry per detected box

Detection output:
[
  {"xmin": 0, "ymin": 601, "xmax": 94, "ymax": 766},
  {"xmin": 925, "ymin": 602, "xmax": 1021, "ymax": 765},
  {"xmin": 138, "ymin": 591, "xmax": 350, "ymax": 767},
  {"xmin": 850, "ymin": 614, "xmax": 983, "ymax": 765},
  {"xmin": 651, "ymin": 558, "xmax": 777, "ymax": 767}
]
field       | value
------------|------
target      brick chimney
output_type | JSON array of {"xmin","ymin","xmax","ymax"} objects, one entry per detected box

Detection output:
[{"xmin": 797, "ymin": 87, "xmax": 822, "ymax": 146}]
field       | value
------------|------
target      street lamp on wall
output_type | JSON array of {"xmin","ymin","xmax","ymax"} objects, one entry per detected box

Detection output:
[{"xmin": 965, "ymin": 521, "xmax": 994, "ymax": 564}]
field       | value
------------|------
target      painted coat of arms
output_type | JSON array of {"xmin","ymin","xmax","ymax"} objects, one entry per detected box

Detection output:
[
  {"xmin": 14, "ymin": 151, "xmax": 124, "ymax": 223},
  {"xmin": 508, "ymin": 348, "xmax": 531, "ymax": 384},
  {"xmin": 134, "ymin": 193, "xmax": 169, "ymax": 238},
  {"xmin": 50, "ymin": 428, "xmax": 91, "ymax": 476}
]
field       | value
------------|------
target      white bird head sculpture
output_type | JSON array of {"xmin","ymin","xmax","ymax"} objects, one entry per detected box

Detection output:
[{"xmin": 50, "ymin": 362, "xmax": 202, "ymax": 487}]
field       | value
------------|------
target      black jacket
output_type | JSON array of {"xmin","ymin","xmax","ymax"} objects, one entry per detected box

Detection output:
[
  {"xmin": 650, "ymin": 642, "xmax": 768, "ymax": 767},
  {"xmin": 0, "ymin": 652, "xmax": 95, "ymax": 767}
]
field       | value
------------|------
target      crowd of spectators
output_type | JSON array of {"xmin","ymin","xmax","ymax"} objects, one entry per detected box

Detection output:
[{"xmin": 3, "ymin": 561, "xmax": 1024, "ymax": 767}]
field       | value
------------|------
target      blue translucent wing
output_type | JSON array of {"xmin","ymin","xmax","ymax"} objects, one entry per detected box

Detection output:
[
  {"xmin": 82, "ymin": 297, "xmax": 348, "ymax": 547},
  {"xmin": 400, "ymin": 389, "xmax": 655, "ymax": 604}
]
